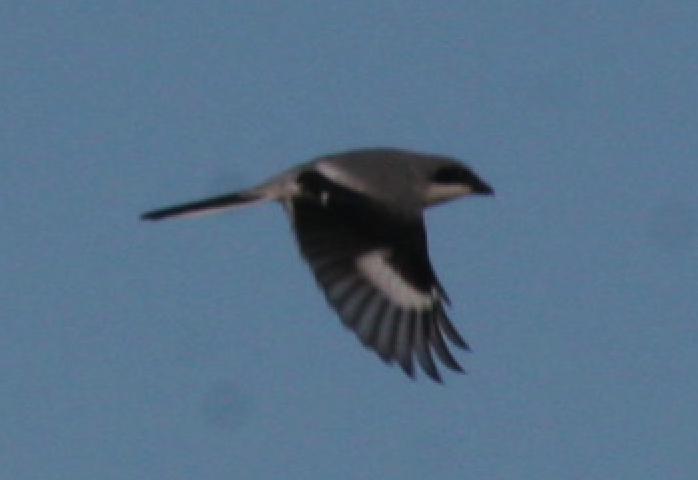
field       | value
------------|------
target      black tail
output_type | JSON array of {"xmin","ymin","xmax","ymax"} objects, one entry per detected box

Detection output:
[{"xmin": 141, "ymin": 192, "xmax": 260, "ymax": 221}]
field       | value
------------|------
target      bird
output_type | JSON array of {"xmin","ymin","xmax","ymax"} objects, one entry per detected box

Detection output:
[{"xmin": 141, "ymin": 148, "xmax": 493, "ymax": 382}]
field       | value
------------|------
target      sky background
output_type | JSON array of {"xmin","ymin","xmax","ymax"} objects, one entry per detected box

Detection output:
[{"xmin": 2, "ymin": 1, "xmax": 697, "ymax": 479}]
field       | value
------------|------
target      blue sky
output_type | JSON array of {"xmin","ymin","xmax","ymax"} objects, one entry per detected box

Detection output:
[{"xmin": 2, "ymin": 2, "xmax": 697, "ymax": 479}]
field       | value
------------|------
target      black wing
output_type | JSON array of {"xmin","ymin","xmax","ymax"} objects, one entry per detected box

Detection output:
[{"xmin": 288, "ymin": 171, "xmax": 468, "ymax": 382}]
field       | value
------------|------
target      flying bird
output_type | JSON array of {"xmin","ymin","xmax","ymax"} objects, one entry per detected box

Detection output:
[{"xmin": 141, "ymin": 148, "xmax": 493, "ymax": 382}]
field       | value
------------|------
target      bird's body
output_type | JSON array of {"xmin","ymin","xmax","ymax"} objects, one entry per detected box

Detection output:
[{"xmin": 142, "ymin": 148, "xmax": 493, "ymax": 382}]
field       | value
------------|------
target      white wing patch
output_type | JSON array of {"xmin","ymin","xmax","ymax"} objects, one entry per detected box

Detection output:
[{"xmin": 356, "ymin": 249, "xmax": 434, "ymax": 310}]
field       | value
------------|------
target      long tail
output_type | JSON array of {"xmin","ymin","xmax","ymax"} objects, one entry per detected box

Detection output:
[{"xmin": 141, "ymin": 191, "xmax": 263, "ymax": 221}]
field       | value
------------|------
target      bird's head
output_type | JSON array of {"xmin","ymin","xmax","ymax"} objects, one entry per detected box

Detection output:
[{"xmin": 424, "ymin": 162, "xmax": 494, "ymax": 205}]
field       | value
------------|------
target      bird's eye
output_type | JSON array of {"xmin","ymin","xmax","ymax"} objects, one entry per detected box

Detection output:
[
  {"xmin": 432, "ymin": 165, "xmax": 472, "ymax": 185},
  {"xmin": 432, "ymin": 165, "xmax": 493, "ymax": 195}
]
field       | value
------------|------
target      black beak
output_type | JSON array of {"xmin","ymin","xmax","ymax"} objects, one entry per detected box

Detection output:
[{"xmin": 473, "ymin": 180, "xmax": 494, "ymax": 196}]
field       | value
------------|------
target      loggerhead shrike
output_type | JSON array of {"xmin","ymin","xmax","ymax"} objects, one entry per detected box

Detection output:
[{"xmin": 141, "ymin": 148, "xmax": 493, "ymax": 382}]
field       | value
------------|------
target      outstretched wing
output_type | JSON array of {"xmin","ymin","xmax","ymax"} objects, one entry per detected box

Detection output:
[{"xmin": 287, "ymin": 171, "xmax": 468, "ymax": 382}]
